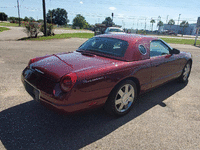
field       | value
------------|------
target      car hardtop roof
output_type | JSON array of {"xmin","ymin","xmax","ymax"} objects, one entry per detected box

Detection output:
[{"xmin": 95, "ymin": 34, "xmax": 158, "ymax": 43}]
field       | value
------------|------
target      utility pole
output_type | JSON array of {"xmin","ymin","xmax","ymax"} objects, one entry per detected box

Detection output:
[
  {"xmin": 194, "ymin": 17, "xmax": 200, "ymax": 46},
  {"xmin": 194, "ymin": 28, "xmax": 199, "ymax": 46},
  {"xmin": 178, "ymin": 14, "xmax": 181, "ymax": 25},
  {"xmin": 111, "ymin": 13, "xmax": 114, "ymax": 26},
  {"xmin": 17, "ymin": 0, "xmax": 21, "ymax": 26},
  {"xmin": 42, "ymin": 0, "xmax": 47, "ymax": 36},
  {"xmin": 145, "ymin": 18, "xmax": 146, "ymax": 30},
  {"xmin": 166, "ymin": 15, "xmax": 169, "ymax": 23},
  {"xmin": 158, "ymin": 16, "xmax": 161, "ymax": 22}
]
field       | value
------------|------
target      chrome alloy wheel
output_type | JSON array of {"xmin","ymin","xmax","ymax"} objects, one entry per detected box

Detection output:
[
  {"xmin": 183, "ymin": 63, "xmax": 191, "ymax": 81},
  {"xmin": 114, "ymin": 84, "xmax": 135, "ymax": 113}
]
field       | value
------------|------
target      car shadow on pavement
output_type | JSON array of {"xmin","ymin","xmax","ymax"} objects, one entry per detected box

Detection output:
[{"xmin": 0, "ymin": 80, "xmax": 188, "ymax": 150}]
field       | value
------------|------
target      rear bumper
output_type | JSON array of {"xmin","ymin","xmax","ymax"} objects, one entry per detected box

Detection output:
[
  {"xmin": 39, "ymin": 96, "xmax": 106, "ymax": 114},
  {"xmin": 21, "ymin": 69, "xmax": 107, "ymax": 114}
]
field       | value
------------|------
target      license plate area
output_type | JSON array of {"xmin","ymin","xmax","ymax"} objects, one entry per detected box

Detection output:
[
  {"xmin": 24, "ymin": 80, "xmax": 40, "ymax": 102},
  {"xmin": 33, "ymin": 88, "xmax": 40, "ymax": 102}
]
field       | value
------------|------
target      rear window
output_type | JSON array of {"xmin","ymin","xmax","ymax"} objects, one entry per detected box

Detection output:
[
  {"xmin": 109, "ymin": 29, "xmax": 124, "ymax": 32},
  {"xmin": 78, "ymin": 37, "xmax": 129, "ymax": 57}
]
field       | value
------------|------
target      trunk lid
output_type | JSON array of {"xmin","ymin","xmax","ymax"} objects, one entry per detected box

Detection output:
[{"xmin": 30, "ymin": 51, "xmax": 118, "ymax": 82}]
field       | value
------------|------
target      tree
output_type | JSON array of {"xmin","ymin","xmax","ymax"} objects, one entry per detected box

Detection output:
[
  {"xmin": 102, "ymin": 17, "xmax": 115, "ymax": 27},
  {"xmin": 150, "ymin": 19, "xmax": 155, "ymax": 31},
  {"xmin": 157, "ymin": 21, "xmax": 163, "ymax": 32},
  {"xmin": 180, "ymin": 21, "xmax": 189, "ymax": 36},
  {"xmin": 47, "ymin": 8, "xmax": 69, "ymax": 25},
  {"xmin": 8, "ymin": 16, "xmax": 22, "ymax": 23},
  {"xmin": 168, "ymin": 19, "xmax": 175, "ymax": 30},
  {"xmin": 23, "ymin": 16, "xmax": 30, "ymax": 22},
  {"xmin": 72, "ymin": 14, "xmax": 89, "ymax": 29},
  {"xmin": 29, "ymin": 17, "xmax": 35, "ymax": 22},
  {"xmin": 0, "ymin": 12, "xmax": 8, "ymax": 21},
  {"xmin": 37, "ymin": 19, "xmax": 44, "ymax": 23}
]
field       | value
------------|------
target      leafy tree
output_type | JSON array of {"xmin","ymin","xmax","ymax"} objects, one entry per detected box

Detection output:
[
  {"xmin": 72, "ymin": 14, "xmax": 89, "ymax": 29},
  {"xmin": 168, "ymin": 19, "xmax": 175, "ymax": 30},
  {"xmin": 8, "ymin": 16, "xmax": 17, "ymax": 22},
  {"xmin": 0, "ymin": 12, "xmax": 8, "ymax": 21},
  {"xmin": 47, "ymin": 8, "xmax": 69, "ymax": 25},
  {"xmin": 150, "ymin": 19, "xmax": 155, "ymax": 31},
  {"xmin": 23, "ymin": 16, "xmax": 30, "ymax": 22},
  {"xmin": 37, "ymin": 19, "xmax": 44, "ymax": 23},
  {"xmin": 180, "ymin": 21, "xmax": 189, "ymax": 35},
  {"xmin": 29, "ymin": 17, "xmax": 35, "ymax": 22},
  {"xmin": 8, "ymin": 16, "xmax": 22, "ymax": 23},
  {"xmin": 157, "ymin": 20, "xmax": 163, "ymax": 32},
  {"xmin": 102, "ymin": 17, "xmax": 115, "ymax": 27}
]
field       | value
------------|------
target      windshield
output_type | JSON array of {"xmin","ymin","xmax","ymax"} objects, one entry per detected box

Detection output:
[{"xmin": 78, "ymin": 37, "xmax": 129, "ymax": 57}]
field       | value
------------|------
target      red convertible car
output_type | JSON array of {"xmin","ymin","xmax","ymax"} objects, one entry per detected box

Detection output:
[{"xmin": 22, "ymin": 34, "xmax": 192, "ymax": 116}]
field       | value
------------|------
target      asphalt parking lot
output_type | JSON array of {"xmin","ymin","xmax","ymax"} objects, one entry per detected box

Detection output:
[{"xmin": 0, "ymin": 36, "xmax": 200, "ymax": 149}]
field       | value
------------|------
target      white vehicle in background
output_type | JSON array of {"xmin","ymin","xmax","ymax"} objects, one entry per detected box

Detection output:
[{"xmin": 104, "ymin": 27, "xmax": 125, "ymax": 34}]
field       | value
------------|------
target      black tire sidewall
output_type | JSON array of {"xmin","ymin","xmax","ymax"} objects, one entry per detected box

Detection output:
[{"xmin": 179, "ymin": 61, "xmax": 191, "ymax": 83}]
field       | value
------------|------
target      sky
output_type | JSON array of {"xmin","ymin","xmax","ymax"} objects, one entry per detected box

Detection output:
[{"xmin": 0, "ymin": 0, "xmax": 200, "ymax": 30}]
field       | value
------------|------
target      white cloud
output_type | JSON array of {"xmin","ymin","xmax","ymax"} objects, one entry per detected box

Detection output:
[
  {"xmin": 80, "ymin": 1, "xmax": 83, "ymax": 4},
  {"xmin": 109, "ymin": 7, "xmax": 116, "ymax": 11}
]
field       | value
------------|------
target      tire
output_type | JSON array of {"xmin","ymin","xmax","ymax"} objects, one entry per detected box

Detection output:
[
  {"xmin": 104, "ymin": 80, "xmax": 137, "ymax": 117},
  {"xmin": 178, "ymin": 61, "xmax": 192, "ymax": 83}
]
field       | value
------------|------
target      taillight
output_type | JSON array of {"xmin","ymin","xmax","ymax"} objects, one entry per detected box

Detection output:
[
  {"xmin": 28, "ymin": 58, "xmax": 35, "ymax": 66},
  {"xmin": 28, "ymin": 56, "xmax": 46, "ymax": 66},
  {"xmin": 28, "ymin": 58, "xmax": 39, "ymax": 66},
  {"xmin": 60, "ymin": 73, "xmax": 77, "ymax": 92}
]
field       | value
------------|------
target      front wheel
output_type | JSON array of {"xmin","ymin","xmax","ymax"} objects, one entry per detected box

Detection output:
[
  {"xmin": 179, "ymin": 61, "xmax": 192, "ymax": 83},
  {"xmin": 104, "ymin": 80, "xmax": 137, "ymax": 117}
]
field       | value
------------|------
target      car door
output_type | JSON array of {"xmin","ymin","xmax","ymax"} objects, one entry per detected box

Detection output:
[{"xmin": 150, "ymin": 40, "xmax": 177, "ymax": 88}]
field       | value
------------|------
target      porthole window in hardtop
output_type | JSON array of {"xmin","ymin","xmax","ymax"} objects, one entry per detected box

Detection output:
[{"xmin": 138, "ymin": 45, "xmax": 147, "ymax": 55}]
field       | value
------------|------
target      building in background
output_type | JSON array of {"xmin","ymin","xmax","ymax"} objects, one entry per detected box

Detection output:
[{"xmin": 163, "ymin": 23, "xmax": 200, "ymax": 35}]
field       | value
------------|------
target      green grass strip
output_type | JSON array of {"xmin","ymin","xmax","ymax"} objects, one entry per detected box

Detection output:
[
  {"xmin": 0, "ymin": 22, "xmax": 19, "ymax": 27},
  {"xmin": 18, "ymin": 32, "xmax": 200, "ymax": 45},
  {"xmin": 161, "ymin": 37, "xmax": 200, "ymax": 45},
  {"xmin": 19, "ymin": 33, "xmax": 94, "ymax": 41},
  {"xmin": 0, "ymin": 27, "xmax": 10, "ymax": 32}
]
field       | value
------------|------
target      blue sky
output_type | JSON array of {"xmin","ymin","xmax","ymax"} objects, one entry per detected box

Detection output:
[{"xmin": 1, "ymin": 0, "xmax": 200, "ymax": 30}]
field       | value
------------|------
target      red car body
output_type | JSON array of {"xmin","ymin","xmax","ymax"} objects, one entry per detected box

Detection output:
[{"xmin": 21, "ymin": 34, "xmax": 192, "ymax": 115}]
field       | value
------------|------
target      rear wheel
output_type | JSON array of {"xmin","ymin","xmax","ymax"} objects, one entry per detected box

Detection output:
[
  {"xmin": 104, "ymin": 80, "xmax": 137, "ymax": 116},
  {"xmin": 179, "ymin": 61, "xmax": 191, "ymax": 83}
]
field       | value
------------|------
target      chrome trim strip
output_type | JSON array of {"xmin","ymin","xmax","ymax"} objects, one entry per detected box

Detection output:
[{"xmin": 35, "ymin": 68, "xmax": 44, "ymax": 74}]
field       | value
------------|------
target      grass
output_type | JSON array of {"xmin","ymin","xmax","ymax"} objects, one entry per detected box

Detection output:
[
  {"xmin": 161, "ymin": 38, "xmax": 200, "ymax": 45},
  {"xmin": 0, "ymin": 22, "xmax": 20, "ymax": 27},
  {"xmin": 0, "ymin": 27, "xmax": 10, "ymax": 32},
  {"xmin": 55, "ymin": 26, "xmax": 86, "ymax": 30},
  {"xmin": 19, "ymin": 33, "xmax": 94, "ymax": 41},
  {"xmin": 18, "ymin": 32, "xmax": 200, "ymax": 46}
]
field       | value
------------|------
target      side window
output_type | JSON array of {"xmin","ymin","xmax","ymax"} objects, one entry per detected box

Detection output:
[{"xmin": 150, "ymin": 40, "xmax": 170, "ymax": 57}]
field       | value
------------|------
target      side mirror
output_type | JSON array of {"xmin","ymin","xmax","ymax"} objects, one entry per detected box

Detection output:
[{"xmin": 170, "ymin": 48, "xmax": 180, "ymax": 55}]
